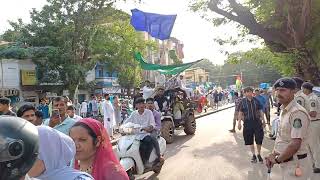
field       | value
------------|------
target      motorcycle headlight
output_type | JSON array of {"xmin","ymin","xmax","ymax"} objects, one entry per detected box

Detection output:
[{"xmin": 0, "ymin": 137, "xmax": 24, "ymax": 162}]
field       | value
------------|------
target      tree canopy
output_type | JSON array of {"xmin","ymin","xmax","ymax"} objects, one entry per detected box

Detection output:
[
  {"xmin": 1, "ymin": 0, "xmax": 153, "ymax": 96},
  {"xmin": 193, "ymin": 58, "xmax": 282, "ymax": 88},
  {"xmin": 191, "ymin": 0, "xmax": 320, "ymax": 84}
]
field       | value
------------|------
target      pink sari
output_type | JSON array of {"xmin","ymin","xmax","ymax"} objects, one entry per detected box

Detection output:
[{"xmin": 74, "ymin": 118, "xmax": 129, "ymax": 180}]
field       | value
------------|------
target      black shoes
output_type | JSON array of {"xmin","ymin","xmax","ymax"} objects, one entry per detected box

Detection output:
[
  {"xmin": 251, "ymin": 155, "xmax": 257, "ymax": 163},
  {"xmin": 251, "ymin": 154, "xmax": 263, "ymax": 163},
  {"xmin": 314, "ymin": 168, "xmax": 320, "ymax": 173},
  {"xmin": 257, "ymin": 154, "xmax": 263, "ymax": 163}
]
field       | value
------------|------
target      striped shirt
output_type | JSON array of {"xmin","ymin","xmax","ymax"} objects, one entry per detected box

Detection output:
[{"xmin": 238, "ymin": 97, "xmax": 263, "ymax": 128}]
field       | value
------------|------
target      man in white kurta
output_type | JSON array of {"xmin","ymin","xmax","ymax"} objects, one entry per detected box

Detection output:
[
  {"xmin": 142, "ymin": 81, "xmax": 154, "ymax": 100},
  {"xmin": 177, "ymin": 75, "xmax": 193, "ymax": 97},
  {"xmin": 103, "ymin": 94, "xmax": 115, "ymax": 138}
]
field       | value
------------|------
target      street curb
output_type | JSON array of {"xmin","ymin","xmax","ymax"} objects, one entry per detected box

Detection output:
[
  {"xmin": 111, "ymin": 104, "xmax": 235, "ymax": 146},
  {"xmin": 195, "ymin": 105, "xmax": 235, "ymax": 119}
]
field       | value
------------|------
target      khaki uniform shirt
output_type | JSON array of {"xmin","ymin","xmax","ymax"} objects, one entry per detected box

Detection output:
[
  {"xmin": 295, "ymin": 90, "xmax": 310, "ymax": 112},
  {"xmin": 274, "ymin": 100, "xmax": 310, "ymax": 155},
  {"xmin": 307, "ymin": 92, "xmax": 320, "ymax": 121}
]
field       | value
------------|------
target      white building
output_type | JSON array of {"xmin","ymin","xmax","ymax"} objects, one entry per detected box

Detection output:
[{"xmin": 0, "ymin": 59, "xmax": 39, "ymax": 106}]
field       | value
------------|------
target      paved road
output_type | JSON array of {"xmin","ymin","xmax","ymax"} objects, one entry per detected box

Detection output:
[{"xmin": 136, "ymin": 108, "xmax": 320, "ymax": 180}]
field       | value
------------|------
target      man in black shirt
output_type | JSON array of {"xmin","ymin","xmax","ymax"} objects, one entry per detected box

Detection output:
[
  {"xmin": 154, "ymin": 87, "xmax": 167, "ymax": 111},
  {"xmin": 0, "ymin": 97, "xmax": 16, "ymax": 116},
  {"xmin": 238, "ymin": 87, "xmax": 265, "ymax": 163}
]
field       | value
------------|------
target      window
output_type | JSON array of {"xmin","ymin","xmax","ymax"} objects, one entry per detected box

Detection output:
[{"xmin": 98, "ymin": 67, "xmax": 103, "ymax": 77}]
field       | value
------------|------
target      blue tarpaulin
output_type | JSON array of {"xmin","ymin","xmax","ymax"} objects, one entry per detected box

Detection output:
[
  {"xmin": 259, "ymin": 83, "xmax": 270, "ymax": 89},
  {"xmin": 130, "ymin": 9, "xmax": 177, "ymax": 40}
]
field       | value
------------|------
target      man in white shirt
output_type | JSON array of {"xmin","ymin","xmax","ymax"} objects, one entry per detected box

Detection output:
[
  {"xmin": 80, "ymin": 101, "xmax": 88, "ymax": 117},
  {"xmin": 103, "ymin": 94, "xmax": 115, "ymax": 138},
  {"xmin": 66, "ymin": 105, "xmax": 83, "ymax": 122},
  {"xmin": 124, "ymin": 97, "xmax": 163, "ymax": 164},
  {"xmin": 176, "ymin": 75, "xmax": 193, "ymax": 97},
  {"xmin": 89, "ymin": 96, "xmax": 98, "ymax": 118},
  {"xmin": 142, "ymin": 80, "xmax": 154, "ymax": 100}
]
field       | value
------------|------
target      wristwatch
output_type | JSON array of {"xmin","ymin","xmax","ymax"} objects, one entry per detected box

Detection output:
[{"xmin": 275, "ymin": 155, "xmax": 281, "ymax": 164}]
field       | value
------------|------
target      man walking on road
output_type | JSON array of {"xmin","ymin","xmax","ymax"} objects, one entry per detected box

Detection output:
[
  {"xmin": 103, "ymin": 93, "xmax": 115, "ymax": 139},
  {"xmin": 261, "ymin": 89, "xmax": 273, "ymax": 125},
  {"xmin": 266, "ymin": 78, "xmax": 311, "ymax": 179},
  {"xmin": 229, "ymin": 92, "xmax": 241, "ymax": 133},
  {"xmin": 89, "ymin": 96, "xmax": 98, "ymax": 119},
  {"xmin": 238, "ymin": 87, "xmax": 265, "ymax": 163},
  {"xmin": 302, "ymin": 82, "xmax": 320, "ymax": 173}
]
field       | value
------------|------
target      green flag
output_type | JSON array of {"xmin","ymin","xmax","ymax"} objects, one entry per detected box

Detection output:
[{"xmin": 134, "ymin": 52, "xmax": 203, "ymax": 75}]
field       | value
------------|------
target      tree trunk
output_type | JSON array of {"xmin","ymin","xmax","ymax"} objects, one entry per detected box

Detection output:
[
  {"xmin": 68, "ymin": 82, "xmax": 79, "ymax": 102},
  {"xmin": 294, "ymin": 50, "xmax": 320, "ymax": 85}
]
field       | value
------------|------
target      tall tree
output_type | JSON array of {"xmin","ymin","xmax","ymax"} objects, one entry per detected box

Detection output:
[
  {"xmin": 191, "ymin": 0, "xmax": 320, "ymax": 84},
  {"xmin": 193, "ymin": 59, "xmax": 282, "ymax": 87},
  {"xmin": 1, "ymin": 0, "xmax": 151, "ymax": 97},
  {"xmin": 91, "ymin": 19, "xmax": 156, "ymax": 90}
]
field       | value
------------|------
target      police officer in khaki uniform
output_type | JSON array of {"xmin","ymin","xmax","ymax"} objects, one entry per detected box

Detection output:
[
  {"xmin": 302, "ymin": 82, "xmax": 320, "ymax": 173},
  {"xmin": 293, "ymin": 77, "xmax": 310, "ymax": 112},
  {"xmin": 266, "ymin": 78, "xmax": 311, "ymax": 180}
]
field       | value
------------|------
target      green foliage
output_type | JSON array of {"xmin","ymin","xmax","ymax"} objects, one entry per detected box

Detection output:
[
  {"xmin": 193, "ymin": 57, "xmax": 282, "ymax": 87},
  {"xmin": 227, "ymin": 48, "xmax": 296, "ymax": 76},
  {"xmin": 0, "ymin": 44, "xmax": 32, "ymax": 59},
  {"xmin": 0, "ymin": 0, "xmax": 151, "ymax": 93},
  {"xmin": 169, "ymin": 50, "xmax": 182, "ymax": 65},
  {"xmin": 1, "ymin": 19, "xmax": 27, "ymax": 42},
  {"xmin": 117, "ymin": 66, "xmax": 142, "ymax": 89},
  {"xmin": 190, "ymin": 0, "xmax": 320, "ymax": 82},
  {"xmin": 91, "ymin": 19, "xmax": 156, "ymax": 88}
]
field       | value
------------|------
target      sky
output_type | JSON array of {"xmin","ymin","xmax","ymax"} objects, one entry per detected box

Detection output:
[{"xmin": 0, "ymin": 0, "xmax": 260, "ymax": 64}]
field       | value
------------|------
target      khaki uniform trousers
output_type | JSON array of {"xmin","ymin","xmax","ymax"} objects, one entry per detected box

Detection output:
[{"xmin": 309, "ymin": 120, "xmax": 320, "ymax": 168}]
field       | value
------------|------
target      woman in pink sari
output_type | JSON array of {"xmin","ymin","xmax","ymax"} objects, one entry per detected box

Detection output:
[{"xmin": 70, "ymin": 118, "xmax": 129, "ymax": 180}]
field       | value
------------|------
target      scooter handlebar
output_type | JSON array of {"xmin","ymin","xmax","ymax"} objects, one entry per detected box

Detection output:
[{"xmin": 120, "ymin": 127, "xmax": 142, "ymax": 135}]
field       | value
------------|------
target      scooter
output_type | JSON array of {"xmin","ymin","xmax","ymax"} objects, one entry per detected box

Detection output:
[{"xmin": 118, "ymin": 123, "xmax": 166, "ymax": 180}]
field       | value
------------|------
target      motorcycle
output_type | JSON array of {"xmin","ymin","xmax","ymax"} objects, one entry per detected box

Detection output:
[{"xmin": 118, "ymin": 123, "xmax": 166, "ymax": 180}]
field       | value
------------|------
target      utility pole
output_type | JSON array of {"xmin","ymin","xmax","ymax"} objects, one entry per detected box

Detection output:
[{"xmin": 240, "ymin": 71, "xmax": 243, "ymax": 89}]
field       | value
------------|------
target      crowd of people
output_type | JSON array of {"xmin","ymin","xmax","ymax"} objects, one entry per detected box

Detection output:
[
  {"xmin": 0, "ymin": 95, "xmax": 130, "ymax": 180},
  {"xmin": 16, "ymin": 94, "xmax": 133, "ymax": 140},
  {"xmin": 232, "ymin": 77, "xmax": 320, "ymax": 179},
  {"xmin": 3, "ymin": 74, "xmax": 319, "ymax": 180},
  {"xmin": 0, "ymin": 88, "xmax": 167, "ymax": 180}
]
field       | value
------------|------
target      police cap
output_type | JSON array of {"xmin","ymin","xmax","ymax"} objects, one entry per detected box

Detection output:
[
  {"xmin": 302, "ymin": 82, "xmax": 314, "ymax": 91},
  {"xmin": 292, "ymin": 77, "xmax": 304, "ymax": 89},
  {"xmin": 273, "ymin": 78, "xmax": 297, "ymax": 90}
]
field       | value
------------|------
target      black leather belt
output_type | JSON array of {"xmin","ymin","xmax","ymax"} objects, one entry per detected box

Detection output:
[{"xmin": 283, "ymin": 154, "xmax": 307, "ymax": 163}]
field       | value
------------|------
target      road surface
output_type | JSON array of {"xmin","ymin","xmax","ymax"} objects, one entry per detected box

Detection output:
[{"xmin": 136, "ymin": 108, "xmax": 320, "ymax": 180}]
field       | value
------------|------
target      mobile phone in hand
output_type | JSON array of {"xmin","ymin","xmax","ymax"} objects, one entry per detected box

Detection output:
[{"xmin": 52, "ymin": 109, "xmax": 61, "ymax": 118}]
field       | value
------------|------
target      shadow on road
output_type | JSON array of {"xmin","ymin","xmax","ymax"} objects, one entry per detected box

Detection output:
[
  {"xmin": 165, "ymin": 132, "xmax": 195, "ymax": 159},
  {"xmin": 136, "ymin": 173, "xmax": 160, "ymax": 180},
  {"xmin": 135, "ymin": 132, "xmax": 195, "ymax": 180},
  {"xmin": 189, "ymin": 132, "xmax": 283, "ymax": 180}
]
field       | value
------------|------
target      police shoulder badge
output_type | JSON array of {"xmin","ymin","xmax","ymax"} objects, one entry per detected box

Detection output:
[
  {"xmin": 293, "ymin": 118, "xmax": 302, "ymax": 128},
  {"xmin": 311, "ymin": 102, "xmax": 316, "ymax": 107}
]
